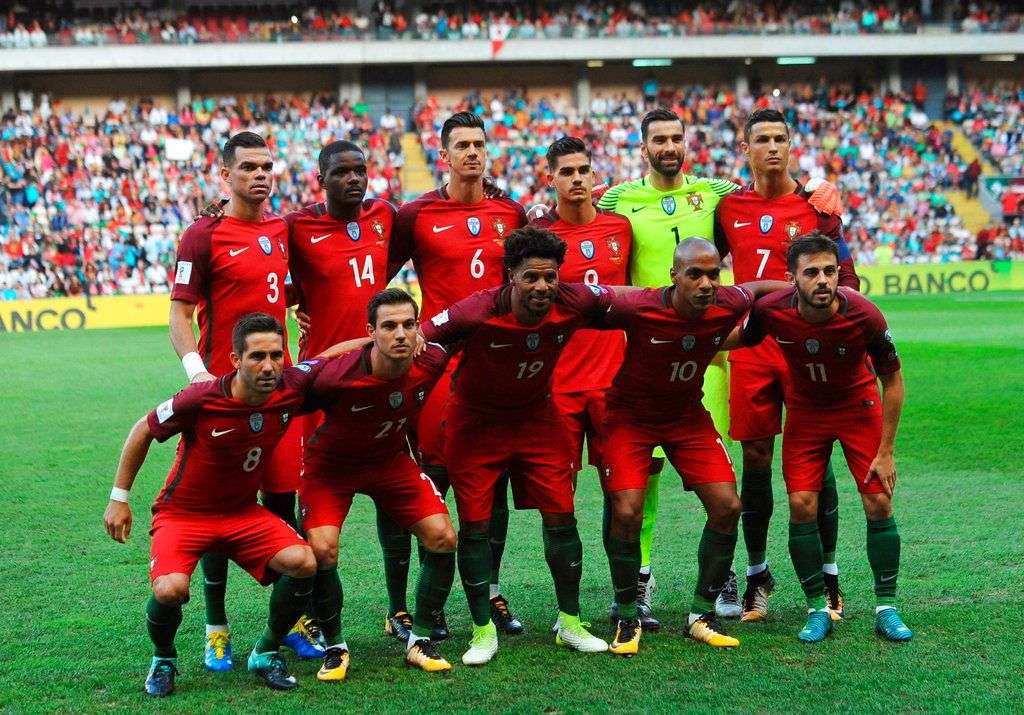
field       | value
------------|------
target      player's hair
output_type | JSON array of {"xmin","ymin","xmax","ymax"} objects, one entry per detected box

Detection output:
[
  {"xmin": 546, "ymin": 136, "xmax": 590, "ymax": 171},
  {"xmin": 441, "ymin": 111, "xmax": 486, "ymax": 148},
  {"xmin": 786, "ymin": 231, "xmax": 840, "ymax": 272},
  {"xmin": 641, "ymin": 108, "xmax": 684, "ymax": 141},
  {"xmin": 743, "ymin": 108, "xmax": 790, "ymax": 142},
  {"xmin": 231, "ymin": 312, "xmax": 284, "ymax": 355},
  {"xmin": 367, "ymin": 288, "xmax": 419, "ymax": 326},
  {"xmin": 222, "ymin": 131, "xmax": 268, "ymax": 168},
  {"xmin": 318, "ymin": 140, "xmax": 364, "ymax": 174},
  {"xmin": 503, "ymin": 226, "xmax": 567, "ymax": 272}
]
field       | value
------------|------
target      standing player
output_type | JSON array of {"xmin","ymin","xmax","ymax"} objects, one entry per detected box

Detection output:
[
  {"xmin": 740, "ymin": 233, "xmax": 911, "ymax": 643},
  {"xmin": 103, "ymin": 314, "xmax": 317, "ymax": 696},
  {"xmin": 599, "ymin": 239, "xmax": 788, "ymax": 656},
  {"xmin": 299, "ymin": 289, "xmax": 458, "ymax": 678},
  {"xmin": 420, "ymin": 227, "xmax": 611, "ymax": 666},
  {"xmin": 715, "ymin": 108, "xmax": 860, "ymax": 622},
  {"xmin": 597, "ymin": 107, "xmax": 843, "ymax": 619},
  {"xmin": 388, "ymin": 111, "xmax": 528, "ymax": 634},
  {"xmin": 284, "ymin": 141, "xmax": 425, "ymax": 643},
  {"xmin": 169, "ymin": 131, "xmax": 316, "ymax": 667}
]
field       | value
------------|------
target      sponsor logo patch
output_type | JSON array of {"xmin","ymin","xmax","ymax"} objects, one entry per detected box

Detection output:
[
  {"xmin": 467, "ymin": 216, "xmax": 481, "ymax": 236},
  {"xmin": 580, "ymin": 240, "xmax": 595, "ymax": 260},
  {"xmin": 661, "ymin": 196, "xmax": 676, "ymax": 215},
  {"xmin": 526, "ymin": 333, "xmax": 540, "ymax": 351},
  {"xmin": 249, "ymin": 412, "xmax": 264, "ymax": 433},
  {"xmin": 156, "ymin": 398, "xmax": 174, "ymax": 424},
  {"xmin": 805, "ymin": 339, "xmax": 820, "ymax": 355},
  {"xmin": 431, "ymin": 310, "xmax": 449, "ymax": 326},
  {"xmin": 389, "ymin": 391, "xmax": 404, "ymax": 409},
  {"xmin": 174, "ymin": 261, "xmax": 192, "ymax": 285},
  {"xmin": 759, "ymin": 214, "xmax": 774, "ymax": 233},
  {"xmin": 346, "ymin": 221, "xmax": 361, "ymax": 241},
  {"xmin": 257, "ymin": 236, "xmax": 273, "ymax": 255},
  {"xmin": 681, "ymin": 335, "xmax": 696, "ymax": 351}
]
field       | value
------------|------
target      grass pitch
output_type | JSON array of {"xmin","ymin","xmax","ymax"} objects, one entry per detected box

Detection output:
[{"xmin": 1, "ymin": 292, "xmax": 1022, "ymax": 713}]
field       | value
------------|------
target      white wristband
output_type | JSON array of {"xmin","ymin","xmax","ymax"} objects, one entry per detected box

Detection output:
[
  {"xmin": 110, "ymin": 487, "xmax": 130, "ymax": 503},
  {"xmin": 182, "ymin": 351, "xmax": 207, "ymax": 381}
]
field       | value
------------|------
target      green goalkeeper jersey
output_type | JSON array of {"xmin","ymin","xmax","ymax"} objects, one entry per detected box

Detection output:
[{"xmin": 598, "ymin": 174, "xmax": 738, "ymax": 287}]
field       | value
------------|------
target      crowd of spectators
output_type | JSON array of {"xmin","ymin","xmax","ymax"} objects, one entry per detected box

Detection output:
[
  {"xmin": 2, "ymin": 1, "xmax": 1021, "ymax": 49},
  {"xmin": 947, "ymin": 83, "xmax": 1023, "ymax": 178},
  {"xmin": 1, "ymin": 94, "xmax": 404, "ymax": 300},
  {"xmin": 415, "ymin": 81, "xmax": 1020, "ymax": 267}
]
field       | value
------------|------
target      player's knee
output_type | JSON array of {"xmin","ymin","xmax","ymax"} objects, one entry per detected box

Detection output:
[
  {"xmin": 709, "ymin": 493, "xmax": 742, "ymax": 531},
  {"xmin": 788, "ymin": 492, "xmax": 817, "ymax": 523},
  {"xmin": 423, "ymin": 525, "xmax": 457, "ymax": 553},
  {"xmin": 610, "ymin": 496, "xmax": 643, "ymax": 534},
  {"xmin": 152, "ymin": 576, "xmax": 189, "ymax": 605},
  {"xmin": 309, "ymin": 537, "xmax": 338, "ymax": 567},
  {"xmin": 741, "ymin": 439, "xmax": 773, "ymax": 470},
  {"xmin": 861, "ymin": 493, "xmax": 893, "ymax": 521},
  {"xmin": 278, "ymin": 545, "xmax": 317, "ymax": 577}
]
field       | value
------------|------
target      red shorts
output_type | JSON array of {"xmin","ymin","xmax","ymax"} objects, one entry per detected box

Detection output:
[
  {"xmin": 552, "ymin": 389, "xmax": 608, "ymax": 471},
  {"xmin": 299, "ymin": 452, "xmax": 448, "ymax": 530},
  {"xmin": 728, "ymin": 340, "xmax": 787, "ymax": 442},
  {"xmin": 261, "ymin": 417, "xmax": 301, "ymax": 493},
  {"xmin": 782, "ymin": 401, "xmax": 884, "ymax": 494},
  {"xmin": 445, "ymin": 405, "xmax": 575, "ymax": 522},
  {"xmin": 414, "ymin": 359, "xmax": 455, "ymax": 466},
  {"xmin": 149, "ymin": 504, "xmax": 306, "ymax": 585},
  {"xmin": 602, "ymin": 409, "xmax": 736, "ymax": 493}
]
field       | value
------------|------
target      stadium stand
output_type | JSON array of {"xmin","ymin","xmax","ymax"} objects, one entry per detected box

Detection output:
[{"xmin": 1, "ymin": 1, "xmax": 1021, "ymax": 49}]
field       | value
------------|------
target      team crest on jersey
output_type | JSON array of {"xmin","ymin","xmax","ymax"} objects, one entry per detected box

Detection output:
[
  {"xmin": 281, "ymin": 411, "xmax": 290, "ymax": 425},
  {"xmin": 467, "ymin": 216, "xmax": 481, "ymax": 236},
  {"xmin": 415, "ymin": 387, "xmax": 427, "ymax": 403},
  {"xmin": 580, "ymin": 240, "xmax": 595, "ymax": 260},
  {"xmin": 836, "ymin": 345, "xmax": 847, "ymax": 357},
  {"xmin": 492, "ymin": 217, "xmax": 507, "ymax": 238},
  {"xmin": 346, "ymin": 221, "xmax": 361, "ymax": 241},
  {"xmin": 606, "ymin": 236, "xmax": 623, "ymax": 264},
  {"xmin": 785, "ymin": 221, "xmax": 802, "ymax": 239},
  {"xmin": 556, "ymin": 333, "xmax": 566, "ymax": 346},
  {"xmin": 661, "ymin": 196, "xmax": 677, "ymax": 215},
  {"xmin": 389, "ymin": 391, "xmax": 404, "ymax": 409},
  {"xmin": 687, "ymin": 193, "xmax": 703, "ymax": 211},
  {"xmin": 278, "ymin": 240, "xmax": 286, "ymax": 255},
  {"xmin": 258, "ymin": 236, "xmax": 273, "ymax": 255},
  {"xmin": 759, "ymin": 215, "xmax": 774, "ymax": 234},
  {"xmin": 681, "ymin": 335, "xmax": 696, "ymax": 351},
  {"xmin": 526, "ymin": 333, "xmax": 540, "ymax": 351},
  {"xmin": 249, "ymin": 412, "xmax": 264, "ymax": 433},
  {"xmin": 713, "ymin": 335, "xmax": 722, "ymax": 346},
  {"xmin": 371, "ymin": 219, "xmax": 386, "ymax": 244},
  {"xmin": 805, "ymin": 339, "xmax": 820, "ymax": 355}
]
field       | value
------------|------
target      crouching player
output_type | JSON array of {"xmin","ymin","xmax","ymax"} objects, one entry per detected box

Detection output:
[
  {"xmin": 598, "ymin": 238, "xmax": 788, "ymax": 655},
  {"xmin": 420, "ymin": 226, "xmax": 612, "ymax": 666},
  {"xmin": 302, "ymin": 288, "xmax": 458, "ymax": 679},
  {"xmin": 740, "ymin": 232, "xmax": 911, "ymax": 643},
  {"xmin": 103, "ymin": 313, "xmax": 317, "ymax": 696}
]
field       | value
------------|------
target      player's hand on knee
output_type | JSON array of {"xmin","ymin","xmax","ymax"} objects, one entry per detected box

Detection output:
[
  {"xmin": 865, "ymin": 454, "xmax": 896, "ymax": 497},
  {"xmin": 104, "ymin": 501, "xmax": 133, "ymax": 543}
]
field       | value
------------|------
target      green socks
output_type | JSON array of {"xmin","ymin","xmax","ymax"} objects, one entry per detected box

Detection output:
[
  {"xmin": 867, "ymin": 516, "xmax": 901, "ymax": 607},
  {"xmin": 542, "ymin": 519, "xmax": 583, "ymax": 616},
  {"xmin": 376, "ymin": 510, "xmax": 412, "ymax": 615},
  {"xmin": 789, "ymin": 521, "xmax": 826, "ymax": 610},
  {"xmin": 255, "ymin": 575, "xmax": 313, "ymax": 653},
  {"xmin": 457, "ymin": 530, "xmax": 493, "ymax": 627},
  {"xmin": 412, "ymin": 548, "xmax": 456, "ymax": 637},
  {"xmin": 740, "ymin": 466, "xmax": 773, "ymax": 566},
  {"xmin": 605, "ymin": 534, "xmax": 640, "ymax": 608},
  {"xmin": 818, "ymin": 464, "xmax": 840, "ymax": 564},
  {"xmin": 639, "ymin": 472, "xmax": 660, "ymax": 569},
  {"xmin": 489, "ymin": 473, "xmax": 510, "ymax": 586},
  {"xmin": 693, "ymin": 525, "xmax": 738, "ymax": 614},
  {"xmin": 146, "ymin": 594, "xmax": 183, "ymax": 659},
  {"xmin": 312, "ymin": 565, "xmax": 343, "ymax": 645},
  {"xmin": 201, "ymin": 552, "xmax": 229, "ymax": 626}
]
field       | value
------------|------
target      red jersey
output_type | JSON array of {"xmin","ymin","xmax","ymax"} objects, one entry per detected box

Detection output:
[
  {"xmin": 390, "ymin": 187, "xmax": 527, "ymax": 319},
  {"xmin": 420, "ymin": 282, "xmax": 613, "ymax": 416},
  {"xmin": 285, "ymin": 199, "xmax": 396, "ymax": 357},
  {"xmin": 603, "ymin": 285, "xmax": 753, "ymax": 421},
  {"xmin": 741, "ymin": 287, "xmax": 900, "ymax": 411},
  {"xmin": 146, "ymin": 370, "xmax": 312, "ymax": 514},
  {"xmin": 171, "ymin": 215, "xmax": 291, "ymax": 373},
  {"xmin": 715, "ymin": 184, "xmax": 859, "ymax": 366},
  {"xmin": 533, "ymin": 209, "xmax": 632, "ymax": 394},
  {"xmin": 301, "ymin": 343, "xmax": 450, "ymax": 472}
]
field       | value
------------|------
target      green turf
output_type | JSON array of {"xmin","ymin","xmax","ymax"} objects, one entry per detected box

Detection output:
[{"xmin": 1, "ymin": 292, "xmax": 1022, "ymax": 713}]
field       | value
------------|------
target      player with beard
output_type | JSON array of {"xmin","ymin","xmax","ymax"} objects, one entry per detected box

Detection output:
[
  {"xmin": 715, "ymin": 109, "xmax": 860, "ymax": 623},
  {"xmin": 598, "ymin": 108, "xmax": 843, "ymax": 621},
  {"xmin": 387, "ymin": 112, "xmax": 528, "ymax": 636},
  {"xmin": 740, "ymin": 233, "xmax": 911, "ymax": 643}
]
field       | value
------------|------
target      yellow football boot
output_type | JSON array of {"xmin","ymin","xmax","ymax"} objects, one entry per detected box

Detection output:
[
  {"xmin": 405, "ymin": 638, "xmax": 453, "ymax": 673},
  {"xmin": 688, "ymin": 614, "xmax": 739, "ymax": 648},
  {"xmin": 316, "ymin": 646, "xmax": 350, "ymax": 682},
  {"xmin": 608, "ymin": 617, "xmax": 641, "ymax": 657}
]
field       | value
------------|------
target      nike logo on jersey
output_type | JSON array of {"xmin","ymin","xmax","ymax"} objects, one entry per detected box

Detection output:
[
  {"xmin": 650, "ymin": 338, "xmax": 673, "ymax": 344},
  {"xmin": 211, "ymin": 428, "xmax": 235, "ymax": 437},
  {"xmin": 630, "ymin": 206, "xmax": 645, "ymax": 213},
  {"xmin": 490, "ymin": 342, "xmax": 513, "ymax": 349},
  {"xmin": 310, "ymin": 233, "xmax": 332, "ymax": 244},
  {"xmin": 733, "ymin": 221, "xmax": 751, "ymax": 228},
  {"xmin": 228, "ymin": 247, "xmax": 249, "ymax": 257},
  {"xmin": 432, "ymin": 224, "xmax": 454, "ymax": 233},
  {"xmin": 350, "ymin": 405, "xmax": 373, "ymax": 412}
]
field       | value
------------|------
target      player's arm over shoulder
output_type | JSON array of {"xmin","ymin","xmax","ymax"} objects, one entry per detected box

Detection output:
[
  {"xmin": 419, "ymin": 288, "xmax": 496, "ymax": 345},
  {"xmin": 387, "ymin": 197, "xmax": 427, "ymax": 280},
  {"xmin": 735, "ymin": 279, "xmax": 791, "ymax": 301},
  {"xmin": 146, "ymin": 380, "xmax": 218, "ymax": 442}
]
